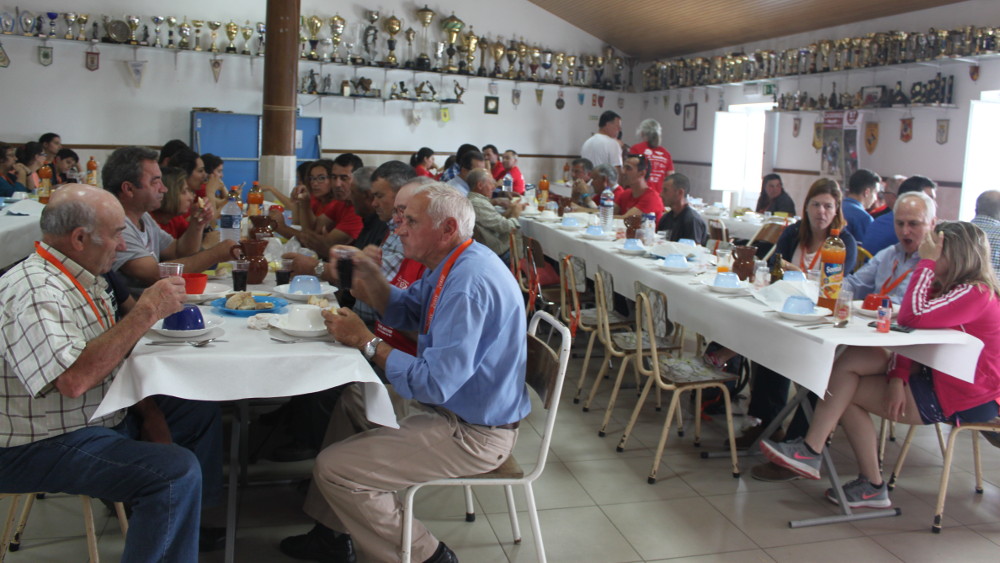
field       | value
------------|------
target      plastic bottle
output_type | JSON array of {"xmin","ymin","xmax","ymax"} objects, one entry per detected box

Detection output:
[
  {"xmin": 876, "ymin": 298, "xmax": 892, "ymax": 333},
  {"xmin": 818, "ymin": 228, "xmax": 847, "ymax": 310},
  {"xmin": 537, "ymin": 174, "xmax": 550, "ymax": 211},
  {"xmin": 220, "ymin": 192, "xmax": 243, "ymax": 242},
  {"xmin": 642, "ymin": 213, "xmax": 656, "ymax": 246},
  {"xmin": 562, "ymin": 161, "xmax": 571, "ymax": 183},
  {"xmin": 36, "ymin": 166, "xmax": 52, "ymax": 204},
  {"xmin": 599, "ymin": 185, "xmax": 615, "ymax": 231},
  {"xmin": 247, "ymin": 181, "xmax": 263, "ymax": 216},
  {"xmin": 502, "ymin": 173, "xmax": 513, "ymax": 192},
  {"xmin": 84, "ymin": 157, "xmax": 98, "ymax": 186}
]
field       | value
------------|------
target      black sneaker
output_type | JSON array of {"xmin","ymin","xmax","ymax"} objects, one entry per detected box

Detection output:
[
  {"xmin": 279, "ymin": 524, "xmax": 356, "ymax": 563},
  {"xmin": 424, "ymin": 541, "xmax": 459, "ymax": 563}
]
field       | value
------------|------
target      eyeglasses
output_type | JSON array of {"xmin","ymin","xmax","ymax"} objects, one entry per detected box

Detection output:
[{"xmin": 309, "ymin": 175, "xmax": 329, "ymax": 182}]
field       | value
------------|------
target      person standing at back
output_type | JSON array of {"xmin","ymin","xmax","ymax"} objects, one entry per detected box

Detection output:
[
  {"xmin": 581, "ymin": 111, "xmax": 623, "ymax": 175},
  {"xmin": 631, "ymin": 119, "xmax": 674, "ymax": 193}
]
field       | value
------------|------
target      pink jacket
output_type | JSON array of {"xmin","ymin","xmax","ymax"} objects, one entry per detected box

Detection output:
[{"xmin": 890, "ymin": 259, "xmax": 1000, "ymax": 416}]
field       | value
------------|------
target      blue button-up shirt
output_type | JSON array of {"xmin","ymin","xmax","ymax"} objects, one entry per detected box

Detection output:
[
  {"xmin": 844, "ymin": 243, "xmax": 921, "ymax": 304},
  {"xmin": 841, "ymin": 197, "xmax": 874, "ymax": 243},
  {"xmin": 383, "ymin": 241, "xmax": 530, "ymax": 426}
]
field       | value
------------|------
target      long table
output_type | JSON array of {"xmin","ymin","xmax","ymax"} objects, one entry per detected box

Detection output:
[{"xmin": 0, "ymin": 199, "xmax": 44, "ymax": 270}]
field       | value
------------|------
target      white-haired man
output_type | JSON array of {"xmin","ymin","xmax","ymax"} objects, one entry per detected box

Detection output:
[{"xmin": 631, "ymin": 118, "xmax": 674, "ymax": 193}]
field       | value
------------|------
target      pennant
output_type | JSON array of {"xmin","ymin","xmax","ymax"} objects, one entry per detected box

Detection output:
[
  {"xmin": 577, "ymin": 92, "xmax": 584, "ymax": 105},
  {"xmin": 864, "ymin": 122, "xmax": 879, "ymax": 154},
  {"xmin": 643, "ymin": 98, "xmax": 649, "ymax": 111},
  {"xmin": 812, "ymin": 122, "xmax": 823, "ymax": 150},
  {"xmin": 936, "ymin": 119, "xmax": 949, "ymax": 144},
  {"xmin": 535, "ymin": 87, "xmax": 543, "ymax": 105},
  {"xmin": 210, "ymin": 58, "xmax": 222, "ymax": 83},
  {"xmin": 617, "ymin": 96, "xmax": 624, "ymax": 109},
  {"xmin": 970, "ymin": 65, "xmax": 980, "ymax": 82},
  {"xmin": 663, "ymin": 95, "xmax": 669, "ymax": 108},
  {"xmin": 125, "ymin": 59, "xmax": 146, "ymax": 87},
  {"xmin": 511, "ymin": 88, "xmax": 520, "ymax": 107},
  {"xmin": 439, "ymin": 107, "xmax": 450, "ymax": 122},
  {"xmin": 900, "ymin": 118, "xmax": 913, "ymax": 143},
  {"xmin": 408, "ymin": 108, "xmax": 422, "ymax": 126},
  {"xmin": 85, "ymin": 49, "xmax": 100, "ymax": 71},
  {"xmin": 38, "ymin": 44, "xmax": 52, "ymax": 66},
  {"xmin": 591, "ymin": 93, "xmax": 596, "ymax": 106},
  {"xmin": 597, "ymin": 95, "xmax": 605, "ymax": 108},
  {"xmin": 792, "ymin": 117, "xmax": 801, "ymax": 138},
  {"xmin": 0, "ymin": 41, "xmax": 9, "ymax": 68}
]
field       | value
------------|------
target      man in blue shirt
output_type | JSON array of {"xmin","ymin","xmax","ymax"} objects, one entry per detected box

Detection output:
[
  {"xmin": 970, "ymin": 190, "xmax": 1000, "ymax": 273},
  {"xmin": 444, "ymin": 150, "xmax": 485, "ymax": 196},
  {"xmin": 298, "ymin": 182, "xmax": 529, "ymax": 563},
  {"xmin": 863, "ymin": 175, "xmax": 937, "ymax": 255},
  {"xmin": 841, "ymin": 169, "xmax": 879, "ymax": 243}
]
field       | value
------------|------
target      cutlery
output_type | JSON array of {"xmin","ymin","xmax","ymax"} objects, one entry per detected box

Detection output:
[
  {"xmin": 270, "ymin": 336, "xmax": 304, "ymax": 344},
  {"xmin": 794, "ymin": 320, "xmax": 831, "ymax": 328},
  {"xmin": 146, "ymin": 338, "xmax": 225, "ymax": 347}
]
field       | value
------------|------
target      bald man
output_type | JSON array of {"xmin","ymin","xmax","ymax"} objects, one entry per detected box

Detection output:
[
  {"xmin": 971, "ymin": 190, "xmax": 1000, "ymax": 273},
  {"xmin": 0, "ymin": 185, "xmax": 223, "ymax": 559}
]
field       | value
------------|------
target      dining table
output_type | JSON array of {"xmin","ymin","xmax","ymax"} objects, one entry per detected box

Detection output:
[
  {"xmin": 0, "ymin": 199, "xmax": 44, "ymax": 270},
  {"xmin": 91, "ymin": 272, "xmax": 396, "ymax": 563},
  {"xmin": 520, "ymin": 216, "xmax": 983, "ymax": 527}
]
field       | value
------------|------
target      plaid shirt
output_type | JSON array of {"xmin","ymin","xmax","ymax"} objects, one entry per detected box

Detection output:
[
  {"xmin": 0, "ymin": 244, "xmax": 124, "ymax": 447},
  {"xmin": 971, "ymin": 214, "xmax": 1000, "ymax": 274},
  {"xmin": 354, "ymin": 226, "xmax": 405, "ymax": 325}
]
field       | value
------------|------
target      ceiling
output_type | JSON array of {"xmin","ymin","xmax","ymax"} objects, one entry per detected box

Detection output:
[{"xmin": 528, "ymin": 0, "xmax": 968, "ymax": 61}]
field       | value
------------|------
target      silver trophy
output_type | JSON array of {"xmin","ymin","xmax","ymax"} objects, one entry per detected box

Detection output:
[
  {"xmin": 63, "ymin": 13, "xmax": 77, "ymax": 40},
  {"xmin": 151, "ymin": 16, "xmax": 164, "ymax": 47},
  {"xmin": 256, "ymin": 22, "xmax": 266, "ymax": 56},
  {"xmin": 19, "ymin": 11, "xmax": 35, "ymax": 37},
  {"xmin": 363, "ymin": 11, "xmax": 380, "ymax": 65}
]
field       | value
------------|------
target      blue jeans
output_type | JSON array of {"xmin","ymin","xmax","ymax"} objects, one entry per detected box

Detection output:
[{"xmin": 0, "ymin": 397, "xmax": 222, "ymax": 562}]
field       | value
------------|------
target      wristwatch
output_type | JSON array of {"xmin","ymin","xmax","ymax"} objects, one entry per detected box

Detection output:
[
  {"xmin": 314, "ymin": 260, "xmax": 326, "ymax": 278},
  {"xmin": 362, "ymin": 336, "xmax": 383, "ymax": 360}
]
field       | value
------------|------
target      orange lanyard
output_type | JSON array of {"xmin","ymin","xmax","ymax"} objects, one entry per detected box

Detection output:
[
  {"xmin": 35, "ymin": 242, "xmax": 114, "ymax": 330},
  {"xmin": 880, "ymin": 259, "xmax": 913, "ymax": 294},
  {"xmin": 799, "ymin": 245, "xmax": 821, "ymax": 272},
  {"xmin": 423, "ymin": 239, "xmax": 474, "ymax": 334}
]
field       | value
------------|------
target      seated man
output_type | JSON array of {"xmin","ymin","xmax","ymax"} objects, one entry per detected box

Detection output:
[
  {"xmin": 492, "ymin": 149, "xmax": 526, "ymax": 196},
  {"xmin": 347, "ymin": 166, "xmax": 389, "ymax": 251},
  {"xmin": 0, "ymin": 185, "xmax": 223, "ymax": 559},
  {"xmin": 615, "ymin": 154, "xmax": 664, "ymax": 223},
  {"xmin": 445, "ymin": 149, "xmax": 486, "ymax": 196},
  {"xmin": 970, "ymin": 190, "xmax": 1000, "ymax": 273},
  {"xmin": 102, "ymin": 146, "xmax": 235, "ymax": 293},
  {"xmin": 863, "ymin": 175, "xmax": 937, "ymax": 255},
  {"xmin": 51, "ymin": 147, "xmax": 80, "ymax": 185},
  {"xmin": 283, "ymin": 182, "xmax": 529, "ymax": 562},
  {"xmin": 658, "ymin": 173, "xmax": 707, "ymax": 245},
  {"xmin": 467, "ymin": 168, "xmax": 522, "ymax": 261}
]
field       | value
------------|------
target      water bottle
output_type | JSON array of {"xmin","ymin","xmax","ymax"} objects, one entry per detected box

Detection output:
[
  {"xmin": 220, "ymin": 195, "xmax": 242, "ymax": 242},
  {"xmin": 503, "ymin": 173, "xmax": 513, "ymax": 192},
  {"xmin": 643, "ymin": 213, "xmax": 656, "ymax": 247},
  {"xmin": 599, "ymin": 186, "xmax": 615, "ymax": 231}
]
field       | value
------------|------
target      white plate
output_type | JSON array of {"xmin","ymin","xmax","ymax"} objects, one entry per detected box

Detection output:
[
  {"xmin": 151, "ymin": 317, "xmax": 225, "ymax": 338},
  {"xmin": 777, "ymin": 307, "xmax": 833, "ymax": 322},
  {"xmin": 618, "ymin": 247, "xmax": 647, "ymax": 256},
  {"xmin": 700, "ymin": 277, "xmax": 751, "ymax": 294},
  {"xmin": 536, "ymin": 214, "xmax": 561, "ymax": 222},
  {"xmin": 185, "ymin": 282, "xmax": 232, "ymax": 303},
  {"xmin": 272, "ymin": 283, "xmax": 339, "ymax": 302},
  {"xmin": 557, "ymin": 223, "xmax": 586, "ymax": 231},
  {"xmin": 853, "ymin": 300, "xmax": 893, "ymax": 318},
  {"xmin": 268, "ymin": 317, "xmax": 330, "ymax": 338},
  {"xmin": 580, "ymin": 233, "xmax": 616, "ymax": 241},
  {"xmin": 520, "ymin": 209, "xmax": 541, "ymax": 217},
  {"xmin": 658, "ymin": 262, "xmax": 692, "ymax": 273}
]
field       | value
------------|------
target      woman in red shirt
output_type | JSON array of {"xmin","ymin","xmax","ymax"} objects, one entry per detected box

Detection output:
[
  {"xmin": 410, "ymin": 147, "xmax": 436, "ymax": 178},
  {"xmin": 153, "ymin": 167, "xmax": 211, "ymax": 238}
]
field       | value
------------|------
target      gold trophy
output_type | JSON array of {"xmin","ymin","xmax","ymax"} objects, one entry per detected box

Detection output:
[
  {"xmin": 191, "ymin": 19, "xmax": 204, "ymax": 51},
  {"xmin": 505, "ymin": 39, "xmax": 518, "ymax": 79},
  {"xmin": 477, "ymin": 36, "xmax": 489, "ymax": 76},
  {"xmin": 329, "ymin": 15, "xmax": 345, "ymax": 62},
  {"xmin": 383, "ymin": 14, "xmax": 401, "ymax": 67},
  {"xmin": 306, "ymin": 15, "xmax": 322, "ymax": 60},
  {"xmin": 404, "ymin": 27, "xmax": 416, "ymax": 67},
  {"xmin": 529, "ymin": 46, "xmax": 541, "ymax": 81},
  {"xmin": 490, "ymin": 40, "xmax": 505, "ymax": 78},
  {"xmin": 207, "ymin": 21, "xmax": 221, "ymax": 53},
  {"xmin": 63, "ymin": 12, "xmax": 77, "ymax": 40},
  {"xmin": 440, "ymin": 13, "xmax": 464, "ymax": 73},
  {"xmin": 76, "ymin": 14, "xmax": 89, "ymax": 41},
  {"xmin": 517, "ymin": 39, "xmax": 529, "ymax": 80},
  {"xmin": 565, "ymin": 54, "xmax": 577, "ymax": 86},
  {"xmin": 415, "ymin": 5, "xmax": 435, "ymax": 71},
  {"xmin": 461, "ymin": 27, "xmax": 478, "ymax": 74},
  {"xmin": 241, "ymin": 21, "xmax": 253, "ymax": 55},
  {"xmin": 818, "ymin": 40, "xmax": 832, "ymax": 72},
  {"xmin": 126, "ymin": 15, "xmax": 140, "ymax": 45},
  {"xmin": 554, "ymin": 52, "xmax": 565, "ymax": 84}
]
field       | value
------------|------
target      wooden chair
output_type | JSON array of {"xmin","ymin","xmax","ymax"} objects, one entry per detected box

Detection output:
[
  {"xmin": 855, "ymin": 245, "xmax": 874, "ymax": 272},
  {"xmin": 1, "ymin": 494, "xmax": 128, "ymax": 562},
  {"xmin": 400, "ymin": 311, "xmax": 572, "ymax": 563},
  {"xmin": 615, "ymin": 293, "xmax": 741, "ymax": 484},
  {"xmin": 518, "ymin": 237, "xmax": 561, "ymax": 316},
  {"xmin": 706, "ymin": 218, "xmax": 730, "ymax": 254},
  {"xmin": 747, "ymin": 217, "xmax": 788, "ymax": 262}
]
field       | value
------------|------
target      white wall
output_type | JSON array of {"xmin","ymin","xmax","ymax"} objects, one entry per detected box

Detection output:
[{"xmin": 2, "ymin": 0, "xmax": 636, "ymax": 183}]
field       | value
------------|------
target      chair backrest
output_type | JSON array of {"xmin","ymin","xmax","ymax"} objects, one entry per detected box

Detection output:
[
  {"xmin": 633, "ymin": 292, "xmax": 675, "ymax": 388},
  {"xmin": 855, "ymin": 245, "xmax": 873, "ymax": 272},
  {"xmin": 634, "ymin": 280, "xmax": 673, "ymax": 339},
  {"xmin": 526, "ymin": 311, "xmax": 571, "ymax": 479},
  {"xmin": 748, "ymin": 221, "xmax": 786, "ymax": 246},
  {"xmin": 559, "ymin": 255, "xmax": 581, "ymax": 332},
  {"xmin": 510, "ymin": 231, "xmax": 530, "ymax": 293},
  {"xmin": 708, "ymin": 218, "xmax": 729, "ymax": 242}
]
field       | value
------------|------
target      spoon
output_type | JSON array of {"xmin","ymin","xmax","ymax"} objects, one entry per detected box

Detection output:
[
  {"xmin": 270, "ymin": 336, "xmax": 304, "ymax": 344},
  {"xmin": 146, "ymin": 338, "xmax": 225, "ymax": 347}
]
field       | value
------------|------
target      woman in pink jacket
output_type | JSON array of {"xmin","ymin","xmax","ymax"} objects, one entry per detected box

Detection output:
[{"xmin": 762, "ymin": 221, "xmax": 1000, "ymax": 508}]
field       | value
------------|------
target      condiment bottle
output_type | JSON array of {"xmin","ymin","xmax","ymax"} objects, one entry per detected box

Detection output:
[
  {"xmin": 37, "ymin": 165, "xmax": 52, "ymax": 204},
  {"xmin": 818, "ymin": 228, "xmax": 846, "ymax": 310},
  {"xmin": 876, "ymin": 298, "xmax": 892, "ymax": 333}
]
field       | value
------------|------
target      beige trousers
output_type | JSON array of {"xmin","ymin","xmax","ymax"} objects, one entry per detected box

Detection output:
[{"xmin": 305, "ymin": 385, "xmax": 517, "ymax": 562}]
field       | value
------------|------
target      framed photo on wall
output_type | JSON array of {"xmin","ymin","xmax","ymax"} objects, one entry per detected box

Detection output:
[
  {"xmin": 683, "ymin": 103, "xmax": 698, "ymax": 131},
  {"xmin": 484, "ymin": 96, "xmax": 499, "ymax": 114}
]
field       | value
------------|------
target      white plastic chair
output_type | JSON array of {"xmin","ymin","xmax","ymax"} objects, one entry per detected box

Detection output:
[{"xmin": 400, "ymin": 311, "xmax": 571, "ymax": 563}]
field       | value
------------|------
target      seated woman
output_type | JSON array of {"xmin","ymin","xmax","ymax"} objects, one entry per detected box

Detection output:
[
  {"xmin": 762, "ymin": 222, "xmax": 1000, "ymax": 507},
  {"xmin": 198, "ymin": 153, "xmax": 228, "ymax": 211},
  {"xmin": 0, "ymin": 142, "xmax": 29, "ymax": 197},
  {"xmin": 410, "ymin": 147, "xmax": 436, "ymax": 178},
  {"xmin": 262, "ymin": 161, "xmax": 312, "ymax": 217},
  {"xmin": 152, "ymin": 167, "xmax": 215, "ymax": 239},
  {"xmin": 13, "ymin": 141, "xmax": 46, "ymax": 192},
  {"xmin": 170, "ymin": 148, "xmax": 208, "ymax": 204},
  {"xmin": 755, "ymin": 173, "xmax": 796, "ymax": 216}
]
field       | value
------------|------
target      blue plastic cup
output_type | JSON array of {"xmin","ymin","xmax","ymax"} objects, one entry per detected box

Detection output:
[
  {"xmin": 623, "ymin": 238, "xmax": 643, "ymax": 250},
  {"xmin": 713, "ymin": 272, "xmax": 740, "ymax": 288},
  {"xmin": 783, "ymin": 270, "xmax": 806, "ymax": 282},
  {"xmin": 585, "ymin": 225, "xmax": 604, "ymax": 236},
  {"xmin": 664, "ymin": 254, "xmax": 688, "ymax": 268},
  {"xmin": 289, "ymin": 275, "xmax": 322, "ymax": 295},
  {"xmin": 561, "ymin": 217, "xmax": 580, "ymax": 227},
  {"xmin": 678, "ymin": 238, "xmax": 696, "ymax": 247},
  {"xmin": 163, "ymin": 304, "xmax": 205, "ymax": 331},
  {"xmin": 782, "ymin": 295, "xmax": 816, "ymax": 314}
]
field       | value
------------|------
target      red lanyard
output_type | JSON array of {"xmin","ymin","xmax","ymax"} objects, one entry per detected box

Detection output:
[
  {"xmin": 880, "ymin": 259, "xmax": 913, "ymax": 294},
  {"xmin": 799, "ymin": 245, "xmax": 821, "ymax": 272},
  {"xmin": 35, "ymin": 242, "xmax": 114, "ymax": 330},
  {"xmin": 423, "ymin": 239, "xmax": 474, "ymax": 334}
]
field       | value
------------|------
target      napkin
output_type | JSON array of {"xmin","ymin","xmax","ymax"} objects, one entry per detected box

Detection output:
[
  {"xmin": 4, "ymin": 199, "xmax": 45, "ymax": 217},
  {"xmin": 752, "ymin": 279, "xmax": 820, "ymax": 309},
  {"xmin": 649, "ymin": 241, "xmax": 705, "ymax": 258},
  {"xmin": 247, "ymin": 313, "xmax": 279, "ymax": 330}
]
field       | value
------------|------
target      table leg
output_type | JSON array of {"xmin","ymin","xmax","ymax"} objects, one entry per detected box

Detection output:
[
  {"xmin": 703, "ymin": 386, "xmax": 809, "ymax": 459},
  {"xmin": 224, "ymin": 400, "xmax": 244, "ymax": 563}
]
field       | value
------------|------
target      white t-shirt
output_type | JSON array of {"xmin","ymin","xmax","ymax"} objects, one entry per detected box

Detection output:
[
  {"xmin": 580, "ymin": 133, "xmax": 623, "ymax": 169},
  {"xmin": 113, "ymin": 212, "xmax": 174, "ymax": 272}
]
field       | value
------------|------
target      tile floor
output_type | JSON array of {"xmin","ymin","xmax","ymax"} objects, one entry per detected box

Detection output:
[{"xmin": 6, "ymin": 352, "xmax": 1000, "ymax": 563}]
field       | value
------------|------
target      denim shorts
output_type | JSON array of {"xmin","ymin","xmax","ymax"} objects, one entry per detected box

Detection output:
[{"xmin": 909, "ymin": 366, "xmax": 999, "ymax": 425}]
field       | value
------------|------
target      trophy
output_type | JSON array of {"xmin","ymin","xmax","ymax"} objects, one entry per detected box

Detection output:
[
  {"xmin": 505, "ymin": 39, "xmax": 518, "ymax": 79},
  {"xmin": 565, "ymin": 54, "xmax": 576, "ymax": 85},
  {"xmin": 415, "ymin": 5, "xmax": 435, "ymax": 71},
  {"xmin": 241, "ymin": 21, "xmax": 253, "ymax": 55},
  {"xmin": 45, "ymin": 12, "xmax": 57, "ymax": 37},
  {"xmin": 18, "ymin": 11, "xmax": 33, "ymax": 36},
  {"xmin": 306, "ymin": 15, "xmax": 322, "ymax": 60},
  {"xmin": 461, "ymin": 27, "xmax": 478, "ymax": 74},
  {"xmin": 224, "ymin": 21, "xmax": 238, "ymax": 53},
  {"xmin": 613, "ymin": 56, "xmax": 624, "ymax": 88},
  {"xmin": 583, "ymin": 55, "xmax": 596, "ymax": 87},
  {"xmin": 167, "ymin": 17, "xmax": 177, "ymax": 47},
  {"xmin": 76, "ymin": 14, "xmax": 89, "ymax": 41},
  {"xmin": 490, "ymin": 40, "xmax": 505, "ymax": 78},
  {"xmin": 440, "ymin": 13, "xmax": 464, "ymax": 73},
  {"xmin": 528, "ymin": 46, "xmax": 541, "ymax": 81},
  {"xmin": 256, "ymin": 22, "xmax": 266, "ymax": 56},
  {"xmin": 363, "ymin": 11, "xmax": 380, "ymax": 65},
  {"xmin": 383, "ymin": 14, "xmax": 401, "ymax": 67},
  {"xmin": 625, "ymin": 57, "xmax": 636, "ymax": 92},
  {"xmin": 541, "ymin": 49, "xmax": 552, "ymax": 82},
  {"xmin": 432, "ymin": 41, "xmax": 445, "ymax": 71},
  {"xmin": 517, "ymin": 40, "xmax": 528, "ymax": 79},
  {"xmin": 818, "ymin": 40, "xmax": 831, "ymax": 72},
  {"xmin": 63, "ymin": 13, "xmax": 77, "ymax": 40},
  {"xmin": 126, "ymin": 15, "xmax": 140, "ymax": 44},
  {"xmin": 554, "ymin": 52, "xmax": 565, "ymax": 84},
  {"xmin": 150, "ymin": 16, "xmax": 163, "ymax": 47},
  {"xmin": 478, "ymin": 38, "xmax": 490, "ymax": 77},
  {"xmin": 297, "ymin": 16, "xmax": 308, "ymax": 59},
  {"xmin": 191, "ymin": 20, "xmax": 204, "ymax": 51},
  {"xmin": 329, "ymin": 15, "xmax": 345, "ymax": 62},
  {"xmin": 208, "ymin": 21, "xmax": 221, "ymax": 53},
  {"xmin": 404, "ymin": 27, "xmax": 416, "ymax": 67}
]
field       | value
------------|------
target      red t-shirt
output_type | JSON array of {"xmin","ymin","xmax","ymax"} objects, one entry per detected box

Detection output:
[
  {"xmin": 310, "ymin": 197, "xmax": 364, "ymax": 239},
  {"xmin": 415, "ymin": 165, "xmax": 434, "ymax": 178},
  {"xmin": 491, "ymin": 163, "xmax": 525, "ymax": 195},
  {"xmin": 592, "ymin": 184, "xmax": 625, "ymax": 206},
  {"xmin": 631, "ymin": 142, "xmax": 675, "ymax": 194},
  {"xmin": 374, "ymin": 258, "xmax": 426, "ymax": 356},
  {"xmin": 616, "ymin": 186, "xmax": 665, "ymax": 223},
  {"xmin": 156, "ymin": 215, "xmax": 190, "ymax": 239}
]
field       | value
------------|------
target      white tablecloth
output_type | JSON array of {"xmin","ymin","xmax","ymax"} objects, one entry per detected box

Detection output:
[
  {"xmin": 0, "ymin": 200, "xmax": 44, "ymax": 269},
  {"xmin": 92, "ymin": 303, "xmax": 397, "ymax": 428},
  {"xmin": 522, "ymin": 218, "xmax": 983, "ymax": 398}
]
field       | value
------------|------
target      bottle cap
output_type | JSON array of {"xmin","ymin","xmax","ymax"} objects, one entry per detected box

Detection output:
[{"xmin": 830, "ymin": 228, "xmax": 841, "ymax": 235}]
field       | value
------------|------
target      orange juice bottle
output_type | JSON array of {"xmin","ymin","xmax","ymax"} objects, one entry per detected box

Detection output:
[
  {"xmin": 37, "ymin": 166, "xmax": 52, "ymax": 204},
  {"xmin": 247, "ymin": 181, "xmax": 263, "ymax": 216},
  {"xmin": 537, "ymin": 174, "xmax": 550, "ymax": 211},
  {"xmin": 85, "ymin": 156, "xmax": 99, "ymax": 186},
  {"xmin": 818, "ymin": 228, "xmax": 846, "ymax": 310}
]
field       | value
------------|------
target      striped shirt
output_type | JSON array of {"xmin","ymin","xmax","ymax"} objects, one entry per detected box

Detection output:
[
  {"xmin": 971, "ymin": 214, "xmax": 1000, "ymax": 274},
  {"xmin": 0, "ymin": 244, "xmax": 124, "ymax": 447}
]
